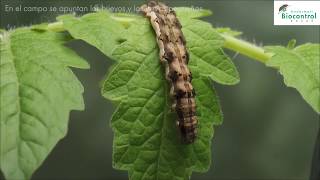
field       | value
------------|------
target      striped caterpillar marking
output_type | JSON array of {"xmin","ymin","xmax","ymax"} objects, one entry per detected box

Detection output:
[{"xmin": 141, "ymin": 1, "xmax": 197, "ymax": 143}]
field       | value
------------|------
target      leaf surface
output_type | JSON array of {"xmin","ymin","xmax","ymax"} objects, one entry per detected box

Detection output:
[
  {"xmin": 174, "ymin": 7, "xmax": 212, "ymax": 19},
  {"xmin": 0, "ymin": 29, "xmax": 89, "ymax": 180},
  {"xmin": 56, "ymin": 7, "xmax": 239, "ymax": 179},
  {"xmin": 265, "ymin": 44, "xmax": 320, "ymax": 113},
  {"xmin": 100, "ymin": 9, "xmax": 238, "ymax": 180},
  {"xmin": 57, "ymin": 11, "xmax": 126, "ymax": 58},
  {"xmin": 180, "ymin": 18, "xmax": 239, "ymax": 85},
  {"xmin": 59, "ymin": 9, "xmax": 239, "ymax": 85}
]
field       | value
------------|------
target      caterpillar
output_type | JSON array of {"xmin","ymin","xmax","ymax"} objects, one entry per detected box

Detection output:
[{"xmin": 141, "ymin": 1, "xmax": 197, "ymax": 144}]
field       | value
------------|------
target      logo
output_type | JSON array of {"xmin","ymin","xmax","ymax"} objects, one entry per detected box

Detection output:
[
  {"xmin": 274, "ymin": 1, "xmax": 320, "ymax": 25},
  {"xmin": 278, "ymin": 4, "xmax": 288, "ymax": 13}
]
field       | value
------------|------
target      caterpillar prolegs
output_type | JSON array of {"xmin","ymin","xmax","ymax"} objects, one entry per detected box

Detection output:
[{"xmin": 141, "ymin": 1, "xmax": 197, "ymax": 143}]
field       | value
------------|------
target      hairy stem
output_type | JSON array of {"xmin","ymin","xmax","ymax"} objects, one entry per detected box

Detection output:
[{"xmin": 221, "ymin": 34, "xmax": 273, "ymax": 63}]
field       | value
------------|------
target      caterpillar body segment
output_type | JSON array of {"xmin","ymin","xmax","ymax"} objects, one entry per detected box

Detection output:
[{"xmin": 141, "ymin": 1, "xmax": 198, "ymax": 143}]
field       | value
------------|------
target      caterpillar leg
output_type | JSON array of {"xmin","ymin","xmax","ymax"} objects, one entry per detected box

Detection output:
[
  {"xmin": 176, "ymin": 120, "xmax": 179, "ymax": 126},
  {"xmin": 164, "ymin": 63, "xmax": 171, "ymax": 81},
  {"xmin": 159, "ymin": 48, "xmax": 166, "ymax": 63},
  {"xmin": 171, "ymin": 102, "xmax": 176, "ymax": 112},
  {"xmin": 170, "ymin": 86, "xmax": 176, "ymax": 112}
]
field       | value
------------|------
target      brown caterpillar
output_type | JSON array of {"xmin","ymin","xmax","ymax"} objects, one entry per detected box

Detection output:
[{"xmin": 141, "ymin": 1, "xmax": 197, "ymax": 143}]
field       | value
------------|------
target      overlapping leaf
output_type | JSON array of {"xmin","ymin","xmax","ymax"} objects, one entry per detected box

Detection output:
[
  {"xmin": 265, "ymin": 44, "xmax": 320, "ymax": 113},
  {"xmin": 0, "ymin": 7, "xmax": 239, "ymax": 180},
  {"xmin": 181, "ymin": 19, "xmax": 239, "ymax": 85},
  {"xmin": 57, "ymin": 11, "xmax": 127, "ymax": 58},
  {"xmin": 58, "ymin": 9, "xmax": 239, "ymax": 85},
  {"xmin": 99, "ymin": 9, "xmax": 238, "ymax": 180},
  {"xmin": 57, "ymin": 8, "xmax": 239, "ymax": 180},
  {"xmin": 0, "ymin": 29, "xmax": 89, "ymax": 180}
]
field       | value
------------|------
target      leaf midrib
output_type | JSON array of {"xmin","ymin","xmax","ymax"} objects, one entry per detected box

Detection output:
[
  {"xmin": 2, "ymin": 32, "xmax": 27, "ymax": 179},
  {"xmin": 105, "ymin": 48, "xmax": 156, "ymax": 100}
]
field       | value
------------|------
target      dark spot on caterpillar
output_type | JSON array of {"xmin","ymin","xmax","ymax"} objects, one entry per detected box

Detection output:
[
  {"xmin": 181, "ymin": 52, "xmax": 189, "ymax": 64},
  {"xmin": 164, "ymin": 50, "xmax": 174, "ymax": 62},
  {"xmin": 159, "ymin": 34, "xmax": 169, "ymax": 43},
  {"xmin": 168, "ymin": 71, "xmax": 179, "ymax": 82},
  {"xmin": 187, "ymin": 91, "xmax": 195, "ymax": 98},
  {"xmin": 169, "ymin": 8, "xmax": 176, "ymax": 15},
  {"xmin": 176, "ymin": 89, "xmax": 186, "ymax": 99},
  {"xmin": 181, "ymin": 111, "xmax": 195, "ymax": 118},
  {"xmin": 176, "ymin": 109, "xmax": 184, "ymax": 119},
  {"xmin": 175, "ymin": 20, "xmax": 182, "ymax": 29},
  {"xmin": 158, "ymin": 35, "xmax": 163, "ymax": 41},
  {"xmin": 189, "ymin": 73, "xmax": 193, "ymax": 81},
  {"xmin": 155, "ymin": 14, "xmax": 165, "ymax": 25},
  {"xmin": 183, "ymin": 74, "xmax": 188, "ymax": 81}
]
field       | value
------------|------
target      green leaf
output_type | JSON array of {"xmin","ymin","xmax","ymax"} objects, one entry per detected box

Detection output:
[
  {"xmin": 0, "ymin": 29, "xmax": 89, "ymax": 180},
  {"xmin": 101, "ymin": 9, "xmax": 238, "ymax": 179},
  {"xmin": 174, "ymin": 7, "xmax": 212, "ymax": 19},
  {"xmin": 181, "ymin": 19, "xmax": 240, "ymax": 85},
  {"xmin": 31, "ymin": 23, "xmax": 49, "ymax": 31},
  {"xmin": 265, "ymin": 43, "xmax": 320, "ymax": 113},
  {"xmin": 59, "ymin": 9, "xmax": 239, "ymax": 85},
  {"xmin": 57, "ymin": 11, "xmax": 126, "ymax": 58},
  {"xmin": 175, "ymin": 7, "xmax": 239, "ymax": 85},
  {"xmin": 56, "ymin": 7, "xmax": 238, "ymax": 179},
  {"xmin": 215, "ymin": 27, "xmax": 242, "ymax": 37}
]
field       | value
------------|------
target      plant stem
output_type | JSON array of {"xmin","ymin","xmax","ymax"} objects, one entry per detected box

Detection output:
[{"xmin": 221, "ymin": 34, "xmax": 273, "ymax": 63}]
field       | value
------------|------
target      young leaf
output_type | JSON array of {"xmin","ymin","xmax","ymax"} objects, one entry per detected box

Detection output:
[
  {"xmin": 265, "ymin": 44, "xmax": 320, "ymax": 113},
  {"xmin": 0, "ymin": 29, "xmax": 89, "ymax": 180},
  {"xmin": 58, "ymin": 10, "xmax": 239, "ymax": 85},
  {"xmin": 101, "ymin": 9, "xmax": 238, "ymax": 180},
  {"xmin": 180, "ymin": 18, "xmax": 240, "ymax": 85},
  {"xmin": 57, "ymin": 11, "xmax": 126, "ymax": 58},
  {"xmin": 58, "ymin": 9, "xmax": 239, "ymax": 86}
]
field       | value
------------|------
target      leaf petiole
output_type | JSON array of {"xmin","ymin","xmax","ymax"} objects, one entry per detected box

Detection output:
[{"xmin": 220, "ymin": 34, "xmax": 273, "ymax": 63}]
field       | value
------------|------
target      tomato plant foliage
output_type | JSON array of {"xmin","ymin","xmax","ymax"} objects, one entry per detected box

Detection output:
[
  {"xmin": 0, "ymin": 29, "xmax": 89, "ymax": 180},
  {"xmin": 0, "ymin": 6, "xmax": 318, "ymax": 180},
  {"xmin": 58, "ymin": 9, "xmax": 239, "ymax": 180}
]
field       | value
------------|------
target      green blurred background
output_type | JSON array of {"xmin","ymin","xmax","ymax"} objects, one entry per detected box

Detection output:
[{"xmin": 1, "ymin": 0, "xmax": 319, "ymax": 179}]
